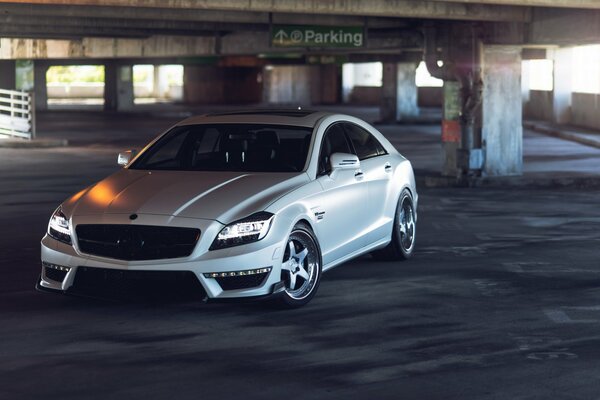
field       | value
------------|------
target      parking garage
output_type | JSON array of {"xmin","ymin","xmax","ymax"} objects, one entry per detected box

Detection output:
[{"xmin": 2, "ymin": 1, "xmax": 600, "ymax": 399}]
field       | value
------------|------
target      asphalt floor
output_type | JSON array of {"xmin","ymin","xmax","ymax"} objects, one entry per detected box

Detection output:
[{"xmin": 1, "ymin": 109, "xmax": 600, "ymax": 399}]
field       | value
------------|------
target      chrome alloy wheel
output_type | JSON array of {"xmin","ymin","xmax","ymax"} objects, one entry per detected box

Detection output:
[
  {"xmin": 281, "ymin": 230, "xmax": 320, "ymax": 301},
  {"xmin": 399, "ymin": 195, "xmax": 415, "ymax": 253}
]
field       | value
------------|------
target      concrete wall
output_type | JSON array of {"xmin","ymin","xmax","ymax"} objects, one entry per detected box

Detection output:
[
  {"xmin": 344, "ymin": 85, "xmax": 442, "ymax": 107},
  {"xmin": 418, "ymin": 87, "xmax": 443, "ymax": 107},
  {"xmin": 184, "ymin": 65, "xmax": 262, "ymax": 105},
  {"xmin": 348, "ymin": 86, "xmax": 381, "ymax": 105},
  {"xmin": 263, "ymin": 66, "xmax": 312, "ymax": 105},
  {"xmin": 572, "ymin": 93, "xmax": 600, "ymax": 130},
  {"xmin": 482, "ymin": 45, "xmax": 522, "ymax": 176},
  {"xmin": 523, "ymin": 90, "xmax": 553, "ymax": 121}
]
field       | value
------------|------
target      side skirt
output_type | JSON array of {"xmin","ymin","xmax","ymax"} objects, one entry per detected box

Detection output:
[{"xmin": 322, "ymin": 237, "xmax": 391, "ymax": 273}]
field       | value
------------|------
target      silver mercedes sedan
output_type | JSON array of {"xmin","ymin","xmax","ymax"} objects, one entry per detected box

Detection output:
[{"xmin": 38, "ymin": 110, "xmax": 417, "ymax": 308}]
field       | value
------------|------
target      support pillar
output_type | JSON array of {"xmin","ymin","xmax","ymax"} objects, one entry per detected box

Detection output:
[
  {"xmin": 380, "ymin": 63, "xmax": 397, "ymax": 123},
  {"xmin": 552, "ymin": 47, "xmax": 573, "ymax": 125},
  {"xmin": 104, "ymin": 61, "xmax": 118, "ymax": 111},
  {"xmin": 396, "ymin": 63, "xmax": 419, "ymax": 121},
  {"xmin": 310, "ymin": 64, "xmax": 339, "ymax": 105},
  {"xmin": 104, "ymin": 62, "xmax": 134, "ymax": 111},
  {"xmin": 33, "ymin": 61, "xmax": 48, "ymax": 111},
  {"xmin": 116, "ymin": 65, "xmax": 134, "ymax": 111},
  {"xmin": 481, "ymin": 45, "xmax": 523, "ymax": 176},
  {"xmin": 0, "ymin": 60, "xmax": 16, "ymax": 89}
]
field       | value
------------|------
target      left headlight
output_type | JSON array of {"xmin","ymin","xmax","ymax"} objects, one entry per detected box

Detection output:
[
  {"xmin": 210, "ymin": 212, "xmax": 274, "ymax": 250},
  {"xmin": 48, "ymin": 207, "xmax": 72, "ymax": 244}
]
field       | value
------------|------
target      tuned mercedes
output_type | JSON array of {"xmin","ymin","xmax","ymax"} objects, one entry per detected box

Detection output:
[{"xmin": 38, "ymin": 110, "xmax": 417, "ymax": 307}]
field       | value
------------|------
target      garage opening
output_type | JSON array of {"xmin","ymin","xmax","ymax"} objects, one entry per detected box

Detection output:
[
  {"xmin": 133, "ymin": 64, "xmax": 183, "ymax": 105},
  {"xmin": 46, "ymin": 65, "xmax": 105, "ymax": 109}
]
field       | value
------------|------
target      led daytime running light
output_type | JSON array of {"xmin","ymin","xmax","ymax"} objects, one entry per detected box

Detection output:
[{"xmin": 204, "ymin": 267, "xmax": 272, "ymax": 279}]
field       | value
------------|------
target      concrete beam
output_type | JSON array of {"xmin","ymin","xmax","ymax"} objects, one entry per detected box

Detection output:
[
  {"xmin": 0, "ymin": 3, "xmax": 269, "ymax": 23},
  {"xmin": 0, "ymin": 3, "xmax": 415, "ymax": 29},
  {"xmin": 0, "ymin": 36, "xmax": 215, "ymax": 59},
  {"xmin": 1, "ymin": 30, "xmax": 424, "ymax": 59},
  {"xmin": 0, "ymin": 0, "xmax": 531, "ymax": 22},
  {"xmin": 0, "ymin": 24, "xmax": 219, "ymax": 39},
  {"xmin": 529, "ymin": 8, "xmax": 600, "ymax": 45},
  {"xmin": 0, "ymin": 15, "xmax": 267, "ymax": 35},
  {"xmin": 428, "ymin": 0, "xmax": 600, "ymax": 9}
]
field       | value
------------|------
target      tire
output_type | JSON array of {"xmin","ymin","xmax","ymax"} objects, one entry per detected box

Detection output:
[
  {"xmin": 275, "ymin": 222, "xmax": 322, "ymax": 308},
  {"xmin": 372, "ymin": 189, "xmax": 416, "ymax": 261}
]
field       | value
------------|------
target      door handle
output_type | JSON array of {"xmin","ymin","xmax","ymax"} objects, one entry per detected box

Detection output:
[
  {"xmin": 384, "ymin": 163, "xmax": 392, "ymax": 172},
  {"xmin": 354, "ymin": 170, "xmax": 364, "ymax": 178}
]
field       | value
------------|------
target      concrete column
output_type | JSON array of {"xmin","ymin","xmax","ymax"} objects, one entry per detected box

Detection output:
[
  {"xmin": 396, "ymin": 63, "xmax": 419, "ymax": 120},
  {"xmin": 33, "ymin": 61, "xmax": 48, "ymax": 111},
  {"xmin": 117, "ymin": 65, "xmax": 134, "ymax": 111},
  {"xmin": 104, "ymin": 62, "xmax": 118, "ymax": 111},
  {"xmin": 552, "ymin": 47, "xmax": 573, "ymax": 125},
  {"xmin": 482, "ymin": 45, "xmax": 523, "ymax": 176},
  {"xmin": 380, "ymin": 63, "xmax": 397, "ymax": 123},
  {"xmin": 103, "ymin": 62, "xmax": 134, "ymax": 111},
  {"xmin": 153, "ymin": 65, "xmax": 161, "ymax": 98},
  {"xmin": 0, "ymin": 60, "xmax": 16, "ymax": 90},
  {"xmin": 310, "ymin": 64, "xmax": 339, "ymax": 105}
]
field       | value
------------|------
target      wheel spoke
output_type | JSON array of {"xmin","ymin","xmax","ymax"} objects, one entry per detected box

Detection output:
[
  {"xmin": 289, "ymin": 270, "xmax": 297, "ymax": 290},
  {"xmin": 281, "ymin": 260, "xmax": 293, "ymax": 272},
  {"xmin": 399, "ymin": 223, "xmax": 407, "ymax": 235},
  {"xmin": 297, "ymin": 266, "xmax": 309, "ymax": 281},
  {"xmin": 297, "ymin": 248, "xmax": 308, "ymax": 264},
  {"xmin": 288, "ymin": 240, "xmax": 296, "ymax": 258}
]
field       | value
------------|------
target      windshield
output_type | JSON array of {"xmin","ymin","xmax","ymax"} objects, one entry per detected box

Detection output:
[{"xmin": 130, "ymin": 124, "xmax": 313, "ymax": 172}]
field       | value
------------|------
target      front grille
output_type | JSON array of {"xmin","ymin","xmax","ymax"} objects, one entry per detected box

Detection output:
[
  {"xmin": 69, "ymin": 267, "xmax": 206, "ymax": 300},
  {"xmin": 216, "ymin": 272, "xmax": 269, "ymax": 291},
  {"xmin": 76, "ymin": 224, "xmax": 200, "ymax": 261},
  {"xmin": 45, "ymin": 266, "xmax": 67, "ymax": 282}
]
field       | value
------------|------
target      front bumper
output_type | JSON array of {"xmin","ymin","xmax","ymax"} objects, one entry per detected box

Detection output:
[{"xmin": 39, "ymin": 231, "xmax": 288, "ymax": 300}]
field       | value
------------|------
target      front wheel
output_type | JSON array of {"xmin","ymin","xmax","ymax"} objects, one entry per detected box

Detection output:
[
  {"xmin": 372, "ymin": 189, "xmax": 416, "ymax": 261},
  {"xmin": 275, "ymin": 222, "xmax": 322, "ymax": 308}
]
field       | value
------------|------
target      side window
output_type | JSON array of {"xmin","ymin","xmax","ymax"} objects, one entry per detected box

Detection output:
[
  {"xmin": 318, "ymin": 123, "xmax": 352, "ymax": 175},
  {"xmin": 343, "ymin": 123, "xmax": 386, "ymax": 160}
]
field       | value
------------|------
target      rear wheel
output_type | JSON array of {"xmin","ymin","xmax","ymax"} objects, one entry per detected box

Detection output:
[
  {"xmin": 276, "ymin": 222, "xmax": 322, "ymax": 308},
  {"xmin": 372, "ymin": 189, "xmax": 416, "ymax": 261}
]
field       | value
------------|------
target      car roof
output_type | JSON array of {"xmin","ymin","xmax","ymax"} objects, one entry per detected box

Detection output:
[{"xmin": 177, "ymin": 109, "xmax": 333, "ymax": 128}]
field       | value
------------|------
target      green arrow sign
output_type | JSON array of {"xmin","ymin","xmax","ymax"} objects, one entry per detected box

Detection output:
[{"xmin": 271, "ymin": 25, "xmax": 364, "ymax": 48}]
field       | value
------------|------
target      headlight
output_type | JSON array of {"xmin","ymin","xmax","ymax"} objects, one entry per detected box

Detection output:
[
  {"xmin": 48, "ymin": 207, "xmax": 72, "ymax": 244},
  {"xmin": 210, "ymin": 212, "xmax": 274, "ymax": 250}
]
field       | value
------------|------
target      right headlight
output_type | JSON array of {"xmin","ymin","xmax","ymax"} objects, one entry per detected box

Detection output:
[
  {"xmin": 210, "ymin": 212, "xmax": 274, "ymax": 250},
  {"xmin": 48, "ymin": 207, "xmax": 72, "ymax": 245}
]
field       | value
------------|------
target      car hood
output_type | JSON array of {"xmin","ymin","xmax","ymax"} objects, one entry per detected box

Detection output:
[{"xmin": 63, "ymin": 169, "xmax": 309, "ymax": 223}]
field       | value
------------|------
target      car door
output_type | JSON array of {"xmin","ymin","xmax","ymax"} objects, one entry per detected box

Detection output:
[
  {"xmin": 313, "ymin": 123, "xmax": 370, "ymax": 266},
  {"xmin": 342, "ymin": 122, "xmax": 392, "ymax": 244}
]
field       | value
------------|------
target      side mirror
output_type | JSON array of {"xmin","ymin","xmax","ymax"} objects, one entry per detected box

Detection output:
[
  {"xmin": 117, "ymin": 149, "xmax": 137, "ymax": 166},
  {"xmin": 329, "ymin": 152, "xmax": 360, "ymax": 172}
]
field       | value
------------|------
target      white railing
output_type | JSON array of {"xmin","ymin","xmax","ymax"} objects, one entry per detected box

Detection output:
[{"xmin": 0, "ymin": 88, "xmax": 36, "ymax": 140}]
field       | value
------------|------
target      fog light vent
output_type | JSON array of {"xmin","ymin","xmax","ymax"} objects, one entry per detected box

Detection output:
[{"xmin": 43, "ymin": 261, "xmax": 70, "ymax": 283}]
